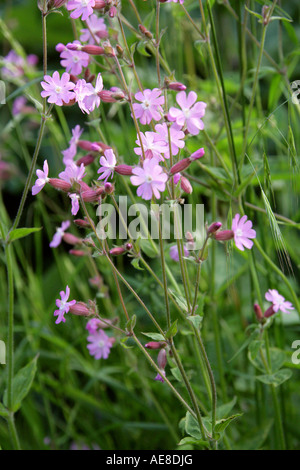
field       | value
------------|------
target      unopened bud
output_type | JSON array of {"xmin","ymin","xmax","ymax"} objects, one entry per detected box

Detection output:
[
  {"xmin": 157, "ymin": 349, "xmax": 167, "ymax": 370},
  {"xmin": 207, "ymin": 221, "xmax": 222, "ymax": 235},
  {"xmin": 81, "ymin": 188, "xmax": 104, "ymax": 202},
  {"xmin": 167, "ymin": 81, "xmax": 186, "ymax": 92},
  {"xmin": 63, "ymin": 233, "xmax": 82, "ymax": 245},
  {"xmin": 109, "ymin": 246, "xmax": 126, "ymax": 256},
  {"xmin": 180, "ymin": 176, "xmax": 193, "ymax": 194},
  {"xmin": 254, "ymin": 303, "xmax": 264, "ymax": 322},
  {"xmin": 48, "ymin": 178, "xmax": 72, "ymax": 192},
  {"xmin": 214, "ymin": 230, "xmax": 234, "ymax": 241},
  {"xmin": 69, "ymin": 249, "xmax": 86, "ymax": 256},
  {"xmin": 109, "ymin": 6, "xmax": 117, "ymax": 17},
  {"xmin": 94, "ymin": 0, "xmax": 106, "ymax": 9},
  {"xmin": 98, "ymin": 90, "xmax": 117, "ymax": 103},
  {"xmin": 81, "ymin": 45, "xmax": 105, "ymax": 55},
  {"xmin": 115, "ymin": 164, "xmax": 133, "ymax": 175},
  {"xmin": 78, "ymin": 140, "xmax": 99, "ymax": 152},
  {"xmin": 138, "ymin": 24, "xmax": 153, "ymax": 39},
  {"xmin": 69, "ymin": 302, "xmax": 92, "ymax": 317},
  {"xmin": 264, "ymin": 305, "xmax": 275, "ymax": 318},
  {"xmin": 116, "ymin": 44, "xmax": 124, "ymax": 57},
  {"xmin": 48, "ymin": 0, "xmax": 68, "ymax": 9},
  {"xmin": 145, "ymin": 341, "xmax": 167, "ymax": 350},
  {"xmin": 76, "ymin": 154, "xmax": 96, "ymax": 166},
  {"xmin": 170, "ymin": 158, "xmax": 191, "ymax": 175},
  {"xmin": 104, "ymin": 182, "xmax": 114, "ymax": 194},
  {"xmin": 189, "ymin": 147, "xmax": 205, "ymax": 161},
  {"xmin": 74, "ymin": 218, "xmax": 91, "ymax": 228}
]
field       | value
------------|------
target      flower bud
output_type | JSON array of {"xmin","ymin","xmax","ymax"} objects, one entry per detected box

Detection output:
[
  {"xmin": 81, "ymin": 188, "xmax": 104, "ymax": 202},
  {"xmin": 76, "ymin": 154, "xmax": 96, "ymax": 166},
  {"xmin": 69, "ymin": 302, "xmax": 91, "ymax": 317},
  {"xmin": 78, "ymin": 140, "xmax": 99, "ymax": 152},
  {"xmin": 157, "ymin": 349, "xmax": 167, "ymax": 370},
  {"xmin": 104, "ymin": 182, "xmax": 114, "ymax": 194},
  {"xmin": 109, "ymin": 246, "xmax": 126, "ymax": 256},
  {"xmin": 180, "ymin": 176, "xmax": 193, "ymax": 194},
  {"xmin": 214, "ymin": 230, "xmax": 234, "ymax": 241},
  {"xmin": 138, "ymin": 24, "xmax": 153, "ymax": 39},
  {"xmin": 125, "ymin": 243, "xmax": 133, "ymax": 251},
  {"xmin": 48, "ymin": 0, "xmax": 68, "ymax": 9},
  {"xmin": 189, "ymin": 147, "xmax": 205, "ymax": 161},
  {"xmin": 167, "ymin": 81, "xmax": 187, "ymax": 92},
  {"xmin": 74, "ymin": 218, "xmax": 91, "ymax": 228},
  {"xmin": 94, "ymin": 0, "xmax": 106, "ymax": 9},
  {"xmin": 170, "ymin": 158, "xmax": 191, "ymax": 175},
  {"xmin": 63, "ymin": 233, "xmax": 82, "ymax": 245},
  {"xmin": 264, "ymin": 305, "xmax": 275, "ymax": 319},
  {"xmin": 69, "ymin": 249, "xmax": 86, "ymax": 257},
  {"xmin": 98, "ymin": 90, "xmax": 117, "ymax": 103},
  {"xmin": 115, "ymin": 164, "xmax": 133, "ymax": 175},
  {"xmin": 48, "ymin": 178, "xmax": 72, "ymax": 192},
  {"xmin": 207, "ymin": 221, "xmax": 222, "ymax": 235},
  {"xmin": 254, "ymin": 304, "xmax": 264, "ymax": 322},
  {"xmin": 81, "ymin": 45, "xmax": 105, "ymax": 55},
  {"xmin": 102, "ymin": 41, "xmax": 115, "ymax": 57},
  {"xmin": 145, "ymin": 341, "xmax": 167, "ymax": 350}
]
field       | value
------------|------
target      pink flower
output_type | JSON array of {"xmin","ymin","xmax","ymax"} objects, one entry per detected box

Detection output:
[
  {"xmin": 169, "ymin": 244, "xmax": 189, "ymax": 261},
  {"xmin": 62, "ymin": 125, "xmax": 84, "ymax": 164},
  {"xmin": 86, "ymin": 318, "xmax": 103, "ymax": 334},
  {"xmin": 265, "ymin": 289, "xmax": 294, "ymax": 314},
  {"xmin": 132, "ymin": 88, "xmax": 164, "ymax": 125},
  {"xmin": 231, "ymin": 214, "xmax": 256, "ymax": 251},
  {"xmin": 59, "ymin": 41, "xmax": 90, "ymax": 76},
  {"xmin": 54, "ymin": 285, "xmax": 76, "ymax": 324},
  {"xmin": 168, "ymin": 91, "xmax": 206, "ymax": 135},
  {"xmin": 12, "ymin": 96, "xmax": 27, "ymax": 116},
  {"xmin": 69, "ymin": 193, "xmax": 80, "ymax": 215},
  {"xmin": 67, "ymin": 0, "xmax": 95, "ymax": 21},
  {"xmin": 134, "ymin": 131, "xmax": 168, "ymax": 161},
  {"xmin": 131, "ymin": 158, "xmax": 168, "ymax": 200},
  {"xmin": 97, "ymin": 149, "xmax": 116, "ymax": 182},
  {"xmin": 59, "ymin": 161, "xmax": 86, "ymax": 184},
  {"xmin": 87, "ymin": 329, "xmax": 114, "ymax": 359},
  {"xmin": 154, "ymin": 123, "xmax": 185, "ymax": 159},
  {"xmin": 50, "ymin": 220, "xmax": 71, "ymax": 248},
  {"xmin": 80, "ymin": 14, "xmax": 108, "ymax": 44},
  {"xmin": 41, "ymin": 71, "xmax": 75, "ymax": 106},
  {"xmin": 167, "ymin": 0, "xmax": 184, "ymax": 3},
  {"xmin": 32, "ymin": 160, "xmax": 49, "ymax": 195},
  {"xmin": 81, "ymin": 73, "xmax": 103, "ymax": 113},
  {"xmin": 74, "ymin": 74, "xmax": 102, "ymax": 113}
]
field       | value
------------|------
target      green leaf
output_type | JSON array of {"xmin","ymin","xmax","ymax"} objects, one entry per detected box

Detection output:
[
  {"xmin": 140, "ymin": 239, "xmax": 158, "ymax": 258},
  {"xmin": 3, "ymin": 356, "xmax": 38, "ymax": 412},
  {"xmin": 228, "ymin": 328, "xmax": 259, "ymax": 363},
  {"xmin": 168, "ymin": 289, "xmax": 188, "ymax": 313},
  {"xmin": 248, "ymin": 347, "xmax": 286, "ymax": 373},
  {"xmin": 187, "ymin": 315, "xmax": 203, "ymax": 330},
  {"xmin": 142, "ymin": 332, "xmax": 165, "ymax": 342},
  {"xmin": 131, "ymin": 258, "xmax": 144, "ymax": 270},
  {"xmin": 8, "ymin": 227, "xmax": 42, "ymax": 243},
  {"xmin": 125, "ymin": 315, "xmax": 136, "ymax": 334},
  {"xmin": 170, "ymin": 367, "xmax": 182, "ymax": 382},
  {"xmin": 136, "ymin": 41, "xmax": 151, "ymax": 57},
  {"xmin": 185, "ymin": 412, "xmax": 202, "ymax": 440},
  {"xmin": 0, "ymin": 403, "xmax": 9, "ymax": 418},
  {"xmin": 178, "ymin": 437, "xmax": 209, "ymax": 449},
  {"xmin": 249, "ymin": 340, "xmax": 264, "ymax": 361},
  {"xmin": 215, "ymin": 397, "xmax": 237, "ymax": 420},
  {"xmin": 165, "ymin": 320, "xmax": 178, "ymax": 340},
  {"xmin": 214, "ymin": 414, "xmax": 243, "ymax": 434},
  {"xmin": 256, "ymin": 369, "xmax": 292, "ymax": 387}
]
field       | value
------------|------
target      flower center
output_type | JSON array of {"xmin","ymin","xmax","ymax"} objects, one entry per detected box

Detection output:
[
  {"xmin": 142, "ymin": 100, "xmax": 150, "ymax": 110},
  {"xmin": 146, "ymin": 175, "xmax": 153, "ymax": 183},
  {"xmin": 55, "ymin": 86, "xmax": 62, "ymax": 94},
  {"xmin": 98, "ymin": 340, "xmax": 105, "ymax": 348},
  {"xmin": 235, "ymin": 228, "xmax": 243, "ymax": 237}
]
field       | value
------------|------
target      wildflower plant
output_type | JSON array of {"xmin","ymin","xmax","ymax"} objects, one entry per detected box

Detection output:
[{"xmin": 0, "ymin": 0, "xmax": 300, "ymax": 452}]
